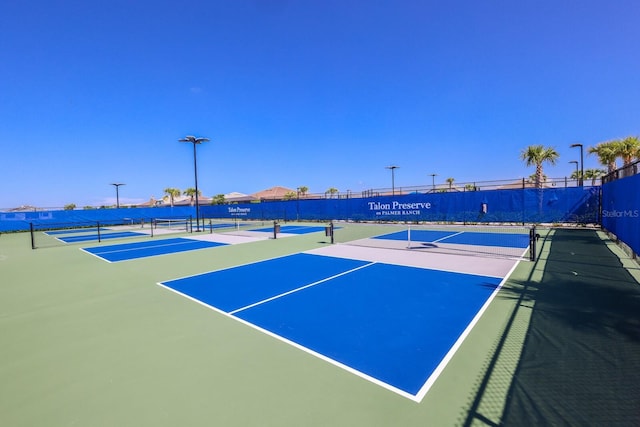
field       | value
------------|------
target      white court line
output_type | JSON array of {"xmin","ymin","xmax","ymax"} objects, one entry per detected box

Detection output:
[
  {"xmin": 157, "ymin": 250, "xmax": 523, "ymax": 402},
  {"xmin": 79, "ymin": 247, "xmax": 115, "ymax": 263},
  {"xmin": 90, "ymin": 239, "xmax": 201, "ymax": 255},
  {"xmin": 432, "ymin": 231, "xmax": 464, "ymax": 243},
  {"xmin": 156, "ymin": 275, "xmax": 420, "ymax": 402},
  {"xmin": 161, "ymin": 252, "xmax": 313, "ymax": 283},
  {"xmin": 228, "ymin": 262, "xmax": 376, "ymax": 315},
  {"xmin": 413, "ymin": 256, "xmax": 524, "ymax": 402}
]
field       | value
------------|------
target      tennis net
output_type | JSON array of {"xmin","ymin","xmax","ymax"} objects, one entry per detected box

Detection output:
[
  {"xmin": 204, "ymin": 218, "xmax": 271, "ymax": 236},
  {"xmin": 29, "ymin": 220, "xmax": 152, "ymax": 249},
  {"xmin": 333, "ymin": 222, "xmax": 537, "ymax": 260},
  {"xmin": 152, "ymin": 218, "xmax": 192, "ymax": 233}
]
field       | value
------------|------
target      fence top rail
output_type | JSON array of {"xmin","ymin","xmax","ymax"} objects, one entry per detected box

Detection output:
[{"xmin": 602, "ymin": 159, "xmax": 640, "ymax": 184}]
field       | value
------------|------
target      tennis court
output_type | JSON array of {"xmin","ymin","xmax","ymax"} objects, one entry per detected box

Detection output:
[
  {"xmin": 45, "ymin": 227, "xmax": 102, "ymax": 235},
  {"xmin": 3, "ymin": 219, "xmax": 639, "ymax": 426},
  {"xmin": 55, "ymin": 230, "xmax": 148, "ymax": 243},
  {"xmin": 82, "ymin": 237, "xmax": 227, "ymax": 262},
  {"xmin": 375, "ymin": 229, "xmax": 530, "ymax": 248},
  {"xmin": 340, "ymin": 224, "xmax": 534, "ymax": 260},
  {"xmin": 159, "ymin": 246, "xmax": 517, "ymax": 401}
]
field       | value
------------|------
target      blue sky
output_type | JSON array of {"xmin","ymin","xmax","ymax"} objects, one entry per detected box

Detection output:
[{"xmin": 1, "ymin": 0, "xmax": 638, "ymax": 208}]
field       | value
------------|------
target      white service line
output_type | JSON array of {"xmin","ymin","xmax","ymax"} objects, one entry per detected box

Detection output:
[
  {"xmin": 229, "ymin": 261, "xmax": 376, "ymax": 315},
  {"xmin": 432, "ymin": 231, "xmax": 464, "ymax": 243},
  {"xmin": 92, "ymin": 239, "xmax": 196, "ymax": 255}
]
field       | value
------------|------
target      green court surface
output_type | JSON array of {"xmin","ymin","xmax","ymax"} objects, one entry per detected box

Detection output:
[{"xmin": 1, "ymin": 223, "xmax": 639, "ymax": 426}]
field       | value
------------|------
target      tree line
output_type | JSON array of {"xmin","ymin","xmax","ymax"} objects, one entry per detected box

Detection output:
[{"xmin": 520, "ymin": 136, "xmax": 639, "ymax": 188}]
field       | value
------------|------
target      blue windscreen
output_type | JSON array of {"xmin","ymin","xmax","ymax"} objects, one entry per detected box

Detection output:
[
  {"xmin": 1, "ymin": 187, "xmax": 600, "ymax": 232},
  {"xmin": 201, "ymin": 187, "xmax": 599, "ymax": 224},
  {"xmin": 0, "ymin": 206, "xmax": 196, "ymax": 232},
  {"xmin": 602, "ymin": 174, "xmax": 640, "ymax": 255}
]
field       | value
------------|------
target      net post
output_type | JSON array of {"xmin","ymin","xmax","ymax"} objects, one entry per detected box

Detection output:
[
  {"xmin": 529, "ymin": 225, "xmax": 536, "ymax": 261},
  {"xmin": 407, "ymin": 224, "xmax": 411, "ymax": 249},
  {"xmin": 97, "ymin": 221, "xmax": 101, "ymax": 243},
  {"xmin": 331, "ymin": 220, "xmax": 334, "ymax": 244},
  {"xmin": 325, "ymin": 221, "xmax": 334, "ymax": 243},
  {"xmin": 30, "ymin": 222, "xmax": 36, "ymax": 249},
  {"xmin": 273, "ymin": 220, "xmax": 278, "ymax": 239},
  {"xmin": 209, "ymin": 219, "xmax": 213, "ymax": 234},
  {"xmin": 150, "ymin": 218, "xmax": 154, "ymax": 237}
]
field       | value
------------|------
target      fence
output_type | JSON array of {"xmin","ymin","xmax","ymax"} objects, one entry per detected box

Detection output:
[
  {"xmin": 601, "ymin": 159, "xmax": 640, "ymax": 258},
  {"xmin": 0, "ymin": 206, "xmax": 196, "ymax": 233},
  {"xmin": 0, "ymin": 182, "xmax": 601, "ymax": 233},
  {"xmin": 202, "ymin": 187, "xmax": 599, "ymax": 225}
]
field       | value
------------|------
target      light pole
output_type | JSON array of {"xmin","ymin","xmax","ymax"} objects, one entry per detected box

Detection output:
[
  {"xmin": 570, "ymin": 143, "xmax": 584, "ymax": 186},
  {"xmin": 569, "ymin": 161, "xmax": 579, "ymax": 185},
  {"xmin": 385, "ymin": 165, "xmax": 399, "ymax": 195},
  {"xmin": 429, "ymin": 173, "xmax": 437, "ymax": 192},
  {"xmin": 179, "ymin": 135, "xmax": 210, "ymax": 231},
  {"xmin": 110, "ymin": 183, "xmax": 125, "ymax": 208}
]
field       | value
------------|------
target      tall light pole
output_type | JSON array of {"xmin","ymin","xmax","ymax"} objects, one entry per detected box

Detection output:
[
  {"xmin": 570, "ymin": 143, "xmax": 584, "ymax": 186},
  {"xmin": 429, "ymin": 173, "xmax": 437, "ymax": 192},
  {"xmin": 385, "ymin": 165, "xmax": 399, "ymax": 195},
  {"xmin": 179, "ymin": 135, "xmax": 210, "ymax": 231},
  {"xmin": 110, "ymin": 183, "xmax": 125, "ymax": 208},
  {"xmin": 569, "ymin": 161, "xmax": 579, "ymax": 185}
]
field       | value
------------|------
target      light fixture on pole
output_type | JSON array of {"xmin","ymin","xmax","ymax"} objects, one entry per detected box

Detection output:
[
  {"xmin": 569, "ymin": 161, "xmax": 579, "ymax": 184},
  {"xmin": 385, "ymin": 165, "xmax": 399, "ymax": 195},
  {"xmin": 179, "ymin": 135, "xmax": 210, "ymax": 232},
  {"xmin": 429, "ymin": 173, "xmax": 437, "ymax": 192},
  {"xmin": 570, "ymin": 143, "xmax": 584, "ymax": 186},
  {"xmin": 110, "ymin": 183, "xmax": 125, "ymax": 209}
]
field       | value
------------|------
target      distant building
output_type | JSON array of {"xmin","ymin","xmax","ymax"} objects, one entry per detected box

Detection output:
[
  {"xmin": 252, "ymin": 186, "xmax": 297, "ymax": 201},
  {"xmin": 224, "ymin": 192, "xmax": 258, "ymax": 203}
]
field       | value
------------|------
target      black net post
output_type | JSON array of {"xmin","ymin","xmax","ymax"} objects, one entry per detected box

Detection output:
[
  {"xmin": 273, "ymin": 221, "xmax": 280, "ymax": 239},
  {"xmin": 325, "ymin": 221, "xmax": 334, "ymax": 244},
  {"xmin": 30, "ymin": 222, "xmax": 35, "ymax": 249},
  {"xmin": 97, "ymin": 221, "xmax": 101, "ymax": 243},
  {"xmin": 529, "ymin": 225, "xmax": 537, "ymax": 261}
]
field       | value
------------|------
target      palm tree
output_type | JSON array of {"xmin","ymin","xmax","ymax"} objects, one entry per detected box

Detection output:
[
  {"xmin": 614, "ymin": 136, "xmax": 640, "ymax": 165},
  {"xmin": 588, "ymin": 141, "xmax": 618, "ymax": 173},
  {"xmin": 520, "ymin": 145, "xmax": 559, "ymax": 188},
  {"xmin": 163, "ymin": 187, "xmax": 181, "ymax": 207},
  {"xmin": 298, "ymin": 186, "xmax": 309, "ymax": 198},
  {"xmin": 445, "ymin": 177, "xmax": 455, "ymax": 191},
  {"xmin": 183, "ymin": 187, "xmax": 201, "ymax": 206},
  {"xmin": 325, "ymin": 187, "xmax": 338, "ymax": 198},
  {"xmin": 583, "ymin": 168, "xmax": 606, "ymax": 186},
  {"xmin": 211, "ymin": 194, "xmax": 226, "ymax": 205}
]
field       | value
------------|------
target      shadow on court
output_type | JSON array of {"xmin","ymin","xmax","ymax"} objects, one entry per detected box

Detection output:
[{"xmin": 463, "ymin": 229, "xmax": 640, "ymax": 426}]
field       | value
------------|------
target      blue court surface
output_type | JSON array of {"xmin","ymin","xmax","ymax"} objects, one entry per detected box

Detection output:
[
  {"xmin": 159, "ymin": 252, "xmax": 503, "ymax": 399},
  {"xmin": 377, "ymin": 229, "xmax": 530, "ymax": 248},
  {"xmin": 45, "ymin": 228, "xmax": 101, "ymax": 235},
  {"xmin": 82, "ymin": 237, "xmax": 227, "ymax": 262},
  {"xmin": 57, "ymin": 231, "xmax": 147, "ymax": 243}
]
